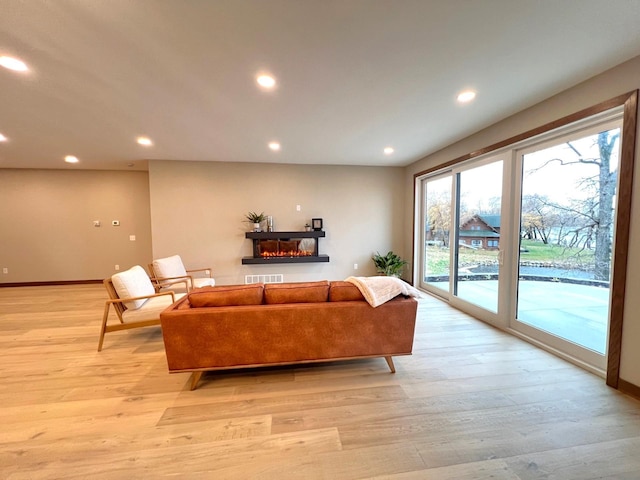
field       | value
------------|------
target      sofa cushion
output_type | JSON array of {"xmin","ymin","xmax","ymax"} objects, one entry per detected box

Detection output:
[
  {"xmin": 111, "ymin": 265, "xmax": 155, "ymax": 310},
  {"xmin": 329, "ymin": 281, "xmax": 365, "ymax": 302},
  {"xmin": 264, "ymin": 281, "xmax": 330, "ymax": 304},
  {"xmin": 188, "ymin": 284, "xmax": 264, "ymax": 307}
]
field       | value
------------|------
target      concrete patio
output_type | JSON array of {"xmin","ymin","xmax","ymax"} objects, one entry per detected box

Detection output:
[{"xmin": 428, "ymin": 279, "xmax": 609, "ymax": 354}]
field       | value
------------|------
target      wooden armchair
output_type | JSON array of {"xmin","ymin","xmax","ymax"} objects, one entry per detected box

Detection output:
[
  {"xmin": 149, "ymin": 255, "xmax": 215, "ymax": 293},
  {"xmin": 98, "ymin": 265, "xmax": 184, "ymax": 351}
]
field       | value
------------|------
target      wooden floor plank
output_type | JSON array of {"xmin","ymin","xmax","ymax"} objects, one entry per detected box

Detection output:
[
  {"xmin": 159, "ymin": 385, "xmax": 408, "ymax": 426},
  {"xmin": 367, "ymin": 458, "xmax": 521, "ymax": 480},
  {"xmin": 413, "ymin": 410, "xmax": 640, "ymax": 470},
  {"xmin": 6, "ymin": 427, "xmax": 343, "ymax": 480},
  {"xmin": 504, "ymin": 436, "xmax": 640, "ymax": 480}
]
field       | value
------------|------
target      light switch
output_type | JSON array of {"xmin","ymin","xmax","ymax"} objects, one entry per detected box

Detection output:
[{"xmin": 112, "ymin": 220, "xmax": 120, "ymax": 226}]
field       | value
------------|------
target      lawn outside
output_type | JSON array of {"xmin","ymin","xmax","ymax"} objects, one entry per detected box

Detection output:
[{"xmin": 425, "ymin": 239, "xmax": 597, "ymax": 277}]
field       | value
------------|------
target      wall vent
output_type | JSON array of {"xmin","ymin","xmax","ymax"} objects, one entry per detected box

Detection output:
[{"xmin": 245, "ymin": 274, "xmax": 284, "ymax": 284}]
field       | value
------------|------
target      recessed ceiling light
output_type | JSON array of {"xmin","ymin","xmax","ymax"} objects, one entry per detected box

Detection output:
[
  {"xmin": 457, "ymin": 90, "xmax": 476, "ymax": 103},
  {"xmin": 257, "ymin": 74, "xmax": 276, "ymax": 89},
  {"xmin": 137, "ymin": 136, "xmax": 153, "ymax": 146},
  {"xmin": 384, "ymin": 147, "xmax": 394, "ymax": 155},
  {"xmin": 64, "ymin": 155, "xmax": 79, "ymax": 164},
  {"xmin": 268, "ymin": 141, "xmax": 281, "ymax": 151},
  {"xmin": 0, "ymin": 56, "xmax": 28, "ymax": 72},
  {"xmin": 0, "ymin": 133, "xmax": 7, "ymax": 142}
]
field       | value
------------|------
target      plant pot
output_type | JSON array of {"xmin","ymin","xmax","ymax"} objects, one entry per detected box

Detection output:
[{"xmin": 253, "ymin": 222, "xmax": 261, "ymax": 232}]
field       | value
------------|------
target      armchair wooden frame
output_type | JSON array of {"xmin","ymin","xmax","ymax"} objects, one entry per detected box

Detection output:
[
  {"xmin": 148, "ymin": 264, "xmax": 214, "ymax": 293},
  {"xmin": 98, "ymin": 277, "xmax": 177, "ymax": 352}
]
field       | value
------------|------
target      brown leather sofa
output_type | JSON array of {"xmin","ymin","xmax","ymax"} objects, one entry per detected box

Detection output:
[{"xmin": 160, "ymin": 280, "xmax": 418, "ymax": 389}]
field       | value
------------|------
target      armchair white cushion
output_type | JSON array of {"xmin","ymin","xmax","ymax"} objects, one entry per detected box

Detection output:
[
  {"xmin": 153, "ymin": 255, "xmax": 188, "ymax": 279},
  {"xmin": 151, "ymin": 255, "xmax": 215, "ymax": 292},
  {"xmin": 111, "ymin": 265, "xmax": 156, "ymax": 310}
]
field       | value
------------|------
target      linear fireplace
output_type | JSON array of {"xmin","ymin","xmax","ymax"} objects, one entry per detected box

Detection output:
[{"xmin": 242, "ymin": 231, "xmax": 329, "ymax": 264}]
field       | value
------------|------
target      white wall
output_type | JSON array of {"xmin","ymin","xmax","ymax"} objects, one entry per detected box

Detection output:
[
  {"xmin": 404, "ymin": 55, "xmax": 640, "ymax": 389},
  {"xmin": 0, "ymin": 169, "xmax": 152, "ymax": 283},
  {"xmin": 149, "ymin": 160, "xmax": 405, "ymax": 285}
]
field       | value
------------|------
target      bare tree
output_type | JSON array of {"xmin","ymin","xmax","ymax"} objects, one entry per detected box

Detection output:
[
  {"xmin": 529, "ymin": 130, "xmax": 619, "ymax": 280},
  {"xmin": 520, "ymin": 194, "xmax": 557, "ymax": 244},
  {"xmin": 426, "ymin": 193, "xmax": 451, "ymax": 247},
  {"xmin": 562, "ymin": 131, "xmax": 618, "ymax": 280}
]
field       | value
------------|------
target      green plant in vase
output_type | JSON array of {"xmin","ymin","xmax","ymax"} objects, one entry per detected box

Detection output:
[
  {"xmin": 372, "ymin": 251, "xmax": 407, "ymax": 277},
  {"xmin": 245, "ymin": 211, "xmax": 266, "ymax": 232}
]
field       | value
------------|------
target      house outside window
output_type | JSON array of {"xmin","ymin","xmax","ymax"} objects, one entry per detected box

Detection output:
[{"xmin": 458, "ymin": 214, "xmax": 501, "ymax": 251}]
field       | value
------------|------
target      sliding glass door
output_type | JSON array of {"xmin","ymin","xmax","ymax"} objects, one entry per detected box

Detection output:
[
  {"xmin": 421, "ymin": 156, "xmax": 504, "ymax": 316},
  {"xmin": 512, "ymin": 120, "xmax": 620, "ymax": 367},
  {"xmin": 453, "ymin": 159, "xmax": 503, "ymax": 313}
]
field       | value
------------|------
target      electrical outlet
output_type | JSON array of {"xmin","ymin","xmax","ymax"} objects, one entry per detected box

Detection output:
[
  {"xmin": 129, "ymin": 235, "xmax": 136, "ymax": 241},
  {"xmin": 114, "ymin": 264, "xmax": 120, "ymax": 271},
  {"xmin": 354, "ymin": 263, "xmax": 358, "ymax": 270},
  {"xmin": 296, "ymin": 204, "xmax": 301, "ymax": 211},
  {"xmin": 112, "ymin": 220, "xmax": 120, "ymax": 226},
  {"xmin": 93, "ymin": 220, "xmax": 101, "ymax": 227},
  {"xmin": 2, "ymin": 267, "xmax": 8, "ymax": 274}
]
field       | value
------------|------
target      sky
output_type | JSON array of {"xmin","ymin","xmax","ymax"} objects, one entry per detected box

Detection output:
[{"xmin": 425, "ymin": 127, "xmax": 620, "ymax": 210}]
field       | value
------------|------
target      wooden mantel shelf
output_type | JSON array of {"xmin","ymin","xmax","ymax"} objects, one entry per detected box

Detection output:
[{"xmin": 245, "ymin": 230, "xmax": 326, "ymax": 239}]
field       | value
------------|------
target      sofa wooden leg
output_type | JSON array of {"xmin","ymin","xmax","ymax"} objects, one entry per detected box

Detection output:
[
  {"xmin": 385, "ymin": 356, "xmax": 396, "ymax": 373},
  {"xmin": 190, "ymin": 371, "xmax": 203, "ymax": 390}
]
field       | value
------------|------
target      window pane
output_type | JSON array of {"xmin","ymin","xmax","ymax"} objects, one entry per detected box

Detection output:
[
  {"xmin": 517, "ymin": 127, "xmax": 619, "ymax": 354},
  {"xmin": 455, "ymin": 160, "xmax": 503, "ymax": 313},
  {"xmin": 424, "ymin": 176, "xmax": 452, "ymax": 292}
]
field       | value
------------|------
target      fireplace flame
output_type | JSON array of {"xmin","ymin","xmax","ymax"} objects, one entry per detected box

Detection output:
[{"xmin": 260, "ymin": 250, "xmax": 313, "ymax": 258}]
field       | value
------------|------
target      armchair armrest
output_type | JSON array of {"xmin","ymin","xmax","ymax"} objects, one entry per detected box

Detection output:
[
  {"xmin": 151, "ymin": 275, "xmax": 193, "ymax": 292},
  {"xmin": 186, "ymin": 267, "xmax": 214, "ymax": 278},
  {"xmin": 106, "ymin": 290, "xmax": 176, "ymax": 305}
]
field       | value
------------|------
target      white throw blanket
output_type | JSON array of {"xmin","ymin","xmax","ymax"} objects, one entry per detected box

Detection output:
[{"xmin": 346, "ymin": 276, "xmax": 423, "ymax": 308}]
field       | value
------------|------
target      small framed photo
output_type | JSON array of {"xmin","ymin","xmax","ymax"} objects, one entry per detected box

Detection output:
[{"xmin": 312, "ymin": 218, "xmax": 323, "ymax": 231}]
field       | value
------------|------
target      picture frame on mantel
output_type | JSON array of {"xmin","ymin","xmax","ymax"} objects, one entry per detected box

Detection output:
[{"xmin": 312, "ymin": 218, "xmax": 323, "ymax": 231}]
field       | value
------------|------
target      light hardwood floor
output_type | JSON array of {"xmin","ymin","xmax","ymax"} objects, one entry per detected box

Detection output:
[{"xmin": 1, "ymin": 284, "xmax": 639, "ymax": 479}]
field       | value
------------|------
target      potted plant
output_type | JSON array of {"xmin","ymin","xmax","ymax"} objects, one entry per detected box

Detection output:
[
  {"xmin": 245, "ymin": 211, "xmax": 266, "ymax": 232},
  {"xmin": 372, "ymin": 251, "xmax": 407, "ymax": 277}
]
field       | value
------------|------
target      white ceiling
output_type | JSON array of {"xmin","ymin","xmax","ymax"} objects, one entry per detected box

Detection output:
[{"xmin": 1, "ymin": 0, "xmax": 640, "ymax": 171}]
